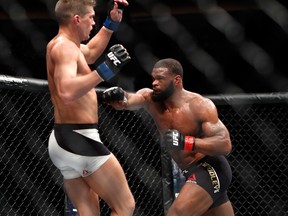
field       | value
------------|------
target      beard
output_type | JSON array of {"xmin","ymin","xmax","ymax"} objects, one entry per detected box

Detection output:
[{"xmin": 152, "ymin": 81, "xmax": 174, "ymax": 102}]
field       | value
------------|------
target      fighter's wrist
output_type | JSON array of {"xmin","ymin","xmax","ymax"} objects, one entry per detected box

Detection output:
[
  {"xmin": 102, "ymin": 26, "xmax": 114, "ymax": 33},
  {"xmin": 184, "ymin": 136, "xmax": 196, "ymax": 151},
  {"xmin": 103, "ymin": 17, "xmax": 120, "ymax": 31},
  {"xmin": 93, "ymin": 70, "xmax": 104, "ymax": 82},
  {"xmin": 123, "ymin": 92, "xmax": 128, "ymax": 108}
]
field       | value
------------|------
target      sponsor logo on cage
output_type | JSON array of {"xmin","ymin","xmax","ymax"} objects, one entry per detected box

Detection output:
[{"xmin": 202, "ymin": 162, "xmax": 220, "ymax": 193}]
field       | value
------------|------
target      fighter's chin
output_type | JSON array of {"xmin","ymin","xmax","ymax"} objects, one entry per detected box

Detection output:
[
  {"xmin": 86, "ymin": 31, "xmax": 92, "ymax": 40},
  {"xmin": 82, "ymin": 35, "xmax": 90, "ymax": 42},
  {"xmin": 152, "ymin": 92, "xmax": 158, "ymax": 96},
  {"xmin": 153, "ymin": 89, "xmax": 161, "ymax": 95}
]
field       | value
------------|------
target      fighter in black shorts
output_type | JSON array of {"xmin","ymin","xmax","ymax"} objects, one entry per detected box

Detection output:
[
  {"xmin": 182, "ymin": 155, "xmax": 232, "ymax": 209},
  {"xmin": 103, "ymin": 58, "xmax": 235, "ymax": 215}
]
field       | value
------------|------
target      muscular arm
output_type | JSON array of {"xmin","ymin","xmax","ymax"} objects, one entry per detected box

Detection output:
[
  {"xmin": 106, "ymin": 88, "xmax": 151, "ymax": 111},
  {"xmin": 125, "ymin": 88, "xmax": 151, "ymax": 110},
  {"xmin": 52, "ymin": 41, "xmax": 102, "ymax": 104},
  {"xmin": 194, "ymin": 98, "xmax": 232, "ymax": 156},
  {"xmin": 81, "ymin": 0, "xmax": 128, "ymax": 64},
  {"xmin": 80, "ymin": 28, "xmax": 113, "ymax": 64}
]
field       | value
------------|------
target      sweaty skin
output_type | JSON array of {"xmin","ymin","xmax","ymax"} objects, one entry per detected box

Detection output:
[
  {"xmin": 109, "ymin": 68, "xmax": 231, "ymax": 170},
  {"xmin": 47, "ymin": 33, "xmax": 100, "ymax": 124},
  {"xmin": 106, "ymin": 62, "xmax": 234, "ymax": 216},
  {"xmin": 46, "ymin": 1, "xmax": 135, "ymax": 215}
]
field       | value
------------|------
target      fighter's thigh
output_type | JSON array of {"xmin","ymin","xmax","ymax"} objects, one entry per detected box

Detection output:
[
  {"xmin": 168, "ymin": 183, "xmax": 213, "ymax": 216},
  {"xmin": 202, "ymin": 201, "xmax": 234, "ymax": 216},
  {"xmin": 84, "ymin": 154, "xmax": 132, "ymax": 206},
  {"xmin": 64, "ymin": 177, "xmax": 100, "ymax": 212}
]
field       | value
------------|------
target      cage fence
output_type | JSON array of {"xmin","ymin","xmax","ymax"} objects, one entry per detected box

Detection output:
[{"xmin": 0, "ymin": 76, "xmax": 287, "ymax": 216}]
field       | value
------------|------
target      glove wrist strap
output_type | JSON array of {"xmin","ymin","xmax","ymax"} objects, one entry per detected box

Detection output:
[
  {"xmin": 103, "ymin": 17, "xmax": 120, "ymax": 31},
  {"xmin": 184, "ymin": 136, "xmax": 195, "ymax": 151},
  {"xmin": 96, "ymin": 62, "xmax": 114, "ymax": 81}
]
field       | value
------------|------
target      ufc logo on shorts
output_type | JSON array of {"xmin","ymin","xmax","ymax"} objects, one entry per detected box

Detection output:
[
  {"xmin": 172, "ymin": 131, "xmax": 179, "ymax": 146},
  {"xmin": 107, "ymin": 52, "xmax": 121, "ymax": 66}
]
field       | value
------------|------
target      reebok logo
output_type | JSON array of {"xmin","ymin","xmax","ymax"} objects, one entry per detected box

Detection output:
[
  {"xmin": 107, "ymin": 52, "xmax": 121, "ymax": 66},
  {"xmin": 83, "ymin": 169, "xmax": 90, "ymax": 176},
  {"xmin": 187, "ymin": 173, "xmax": 197, "ymax": 184},
  {"xmin": 172, "ymin": 131, "xmax": 178, "ymax": 146}
]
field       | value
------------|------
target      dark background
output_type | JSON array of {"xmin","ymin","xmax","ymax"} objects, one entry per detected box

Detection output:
[{"xmin": 0, "ymin": 0, "xmax": 288, "ymax": 94}]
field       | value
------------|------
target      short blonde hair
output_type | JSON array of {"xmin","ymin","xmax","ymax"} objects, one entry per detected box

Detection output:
[{"xmin": 55, "ymin": 0, "xmax": 96, "ymax": 25}]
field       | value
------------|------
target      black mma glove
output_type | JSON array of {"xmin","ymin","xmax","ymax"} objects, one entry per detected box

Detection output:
[
  {"xmin": 96, "ymin": 44, "xmax": 131, "ymax": 81},
  {"xmin": 103, "ymin": 86, "xmax": 126, "ymax": 104},
  {"xmin": 164, "ymin": 129, "xmax": 195, "ymax": 151}
]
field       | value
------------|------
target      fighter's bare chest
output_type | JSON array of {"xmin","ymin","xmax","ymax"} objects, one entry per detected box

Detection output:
[
  {"xmin": 151, "ymin": 107, "xmax": 199, "ymax": 134},
  {"xmin": 77, "ymin": 52, "xmax": 91, "ymax": 74}
]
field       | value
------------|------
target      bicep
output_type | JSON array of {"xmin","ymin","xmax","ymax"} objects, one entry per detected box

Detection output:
[
  {"xmin": 197, "ymin": 97, "xmax": 228, "ymax": 137},
  {"xmin": 53, "ymin": 46, "xmax": 78, "ymax": 92},
  {"xmin": 201, "ymin": 119, "xmax": 229, "ymax": 138},
  {"xmin": 80, "ymin": 44, "xmax": 92, "ymax": 64},
  {"xmin": 80, "ymin": 42, "xmax": 104, "ymax": 64}
]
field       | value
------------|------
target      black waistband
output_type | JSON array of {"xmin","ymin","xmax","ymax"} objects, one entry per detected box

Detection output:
[
  {"xmin": 182, "ymin": 156, "xmax": 208, "ymax": 179},
  {"xmin": 52, "ymin": 123, "xmax": 110, "ymax": 156},
  {"xmin": 54, "ymin": 123, "xmax": 98, "ymax": 130}
]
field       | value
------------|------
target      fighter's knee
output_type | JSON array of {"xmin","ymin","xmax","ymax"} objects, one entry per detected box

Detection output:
[
  {"xmin": 112, "ymin": 196, "xmax": 135, "ymax": 216},
  {"xmin": 126, "ymin": 195, "xmax": 135, "ymax": 213},
  {"xmin": 167, "ymin": 205, "xmax": 183, "ymax": 216},
  {"xmin": 167, "ymin": 202, "xmax": 198, "ymax": 216}
]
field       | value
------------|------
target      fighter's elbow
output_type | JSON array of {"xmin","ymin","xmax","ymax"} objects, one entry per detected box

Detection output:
[
  {"xmin": 223, "ymin": 138, "xmax": 233, "ymax": 155},
  {"xmin": 58, "ymin": 92, "xmax": 74, "ymax": 104},
  {"xmin": 211, "ymin": 136, "xmax": 232, "ymax": 156}
]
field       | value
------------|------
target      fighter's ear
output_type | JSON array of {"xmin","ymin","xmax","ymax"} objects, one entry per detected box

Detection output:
[
  {"xmin": 174, "ymin": 75, "xmax": 182, "ymax": 85},
  {"xmin": 73, "ymin": 14, "xmax": 81, "ymax": 24}
]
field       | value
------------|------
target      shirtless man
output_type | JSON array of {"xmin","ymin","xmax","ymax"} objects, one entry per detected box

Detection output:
[
  {"xmin": 103, "ymin": 58, "xmax": 234, "ymax": 216},
  {"xmin": 46, "ymin": 0, "xmax": 135, "ymax": 215}
]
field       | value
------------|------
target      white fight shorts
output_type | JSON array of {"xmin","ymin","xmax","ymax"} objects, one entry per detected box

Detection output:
[{"xmin": 48, "ymin": 124, "xmax": 111, "ymax": 179}]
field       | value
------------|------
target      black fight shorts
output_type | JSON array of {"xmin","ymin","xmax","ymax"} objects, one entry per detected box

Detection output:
[{"xmin": 182, "ymin": 155, "xmax": 232, "ymax": 208}]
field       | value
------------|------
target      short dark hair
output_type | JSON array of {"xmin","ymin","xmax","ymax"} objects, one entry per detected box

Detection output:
[{"xmin": 153, "ymin": 58, "xmax": 183, "ymax": 78}]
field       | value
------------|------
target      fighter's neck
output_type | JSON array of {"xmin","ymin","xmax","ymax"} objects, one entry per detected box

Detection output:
[
  {"xmin": 58, "ymin": 27, "xmax": 81, "ymax": 46},
  {"xmin": 163, "ymin": 90, "xmax": 185, "ymax": 110}
]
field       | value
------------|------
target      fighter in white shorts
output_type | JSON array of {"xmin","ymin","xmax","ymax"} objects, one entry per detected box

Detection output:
[{"xmin": 48, "ymin": 124, "xmax": 111, "ymax": 179}]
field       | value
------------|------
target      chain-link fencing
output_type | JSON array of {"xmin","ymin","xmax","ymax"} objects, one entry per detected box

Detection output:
[{"xmin": 0, "ymin": 76, "xmax": 287, "ymax": 216}]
